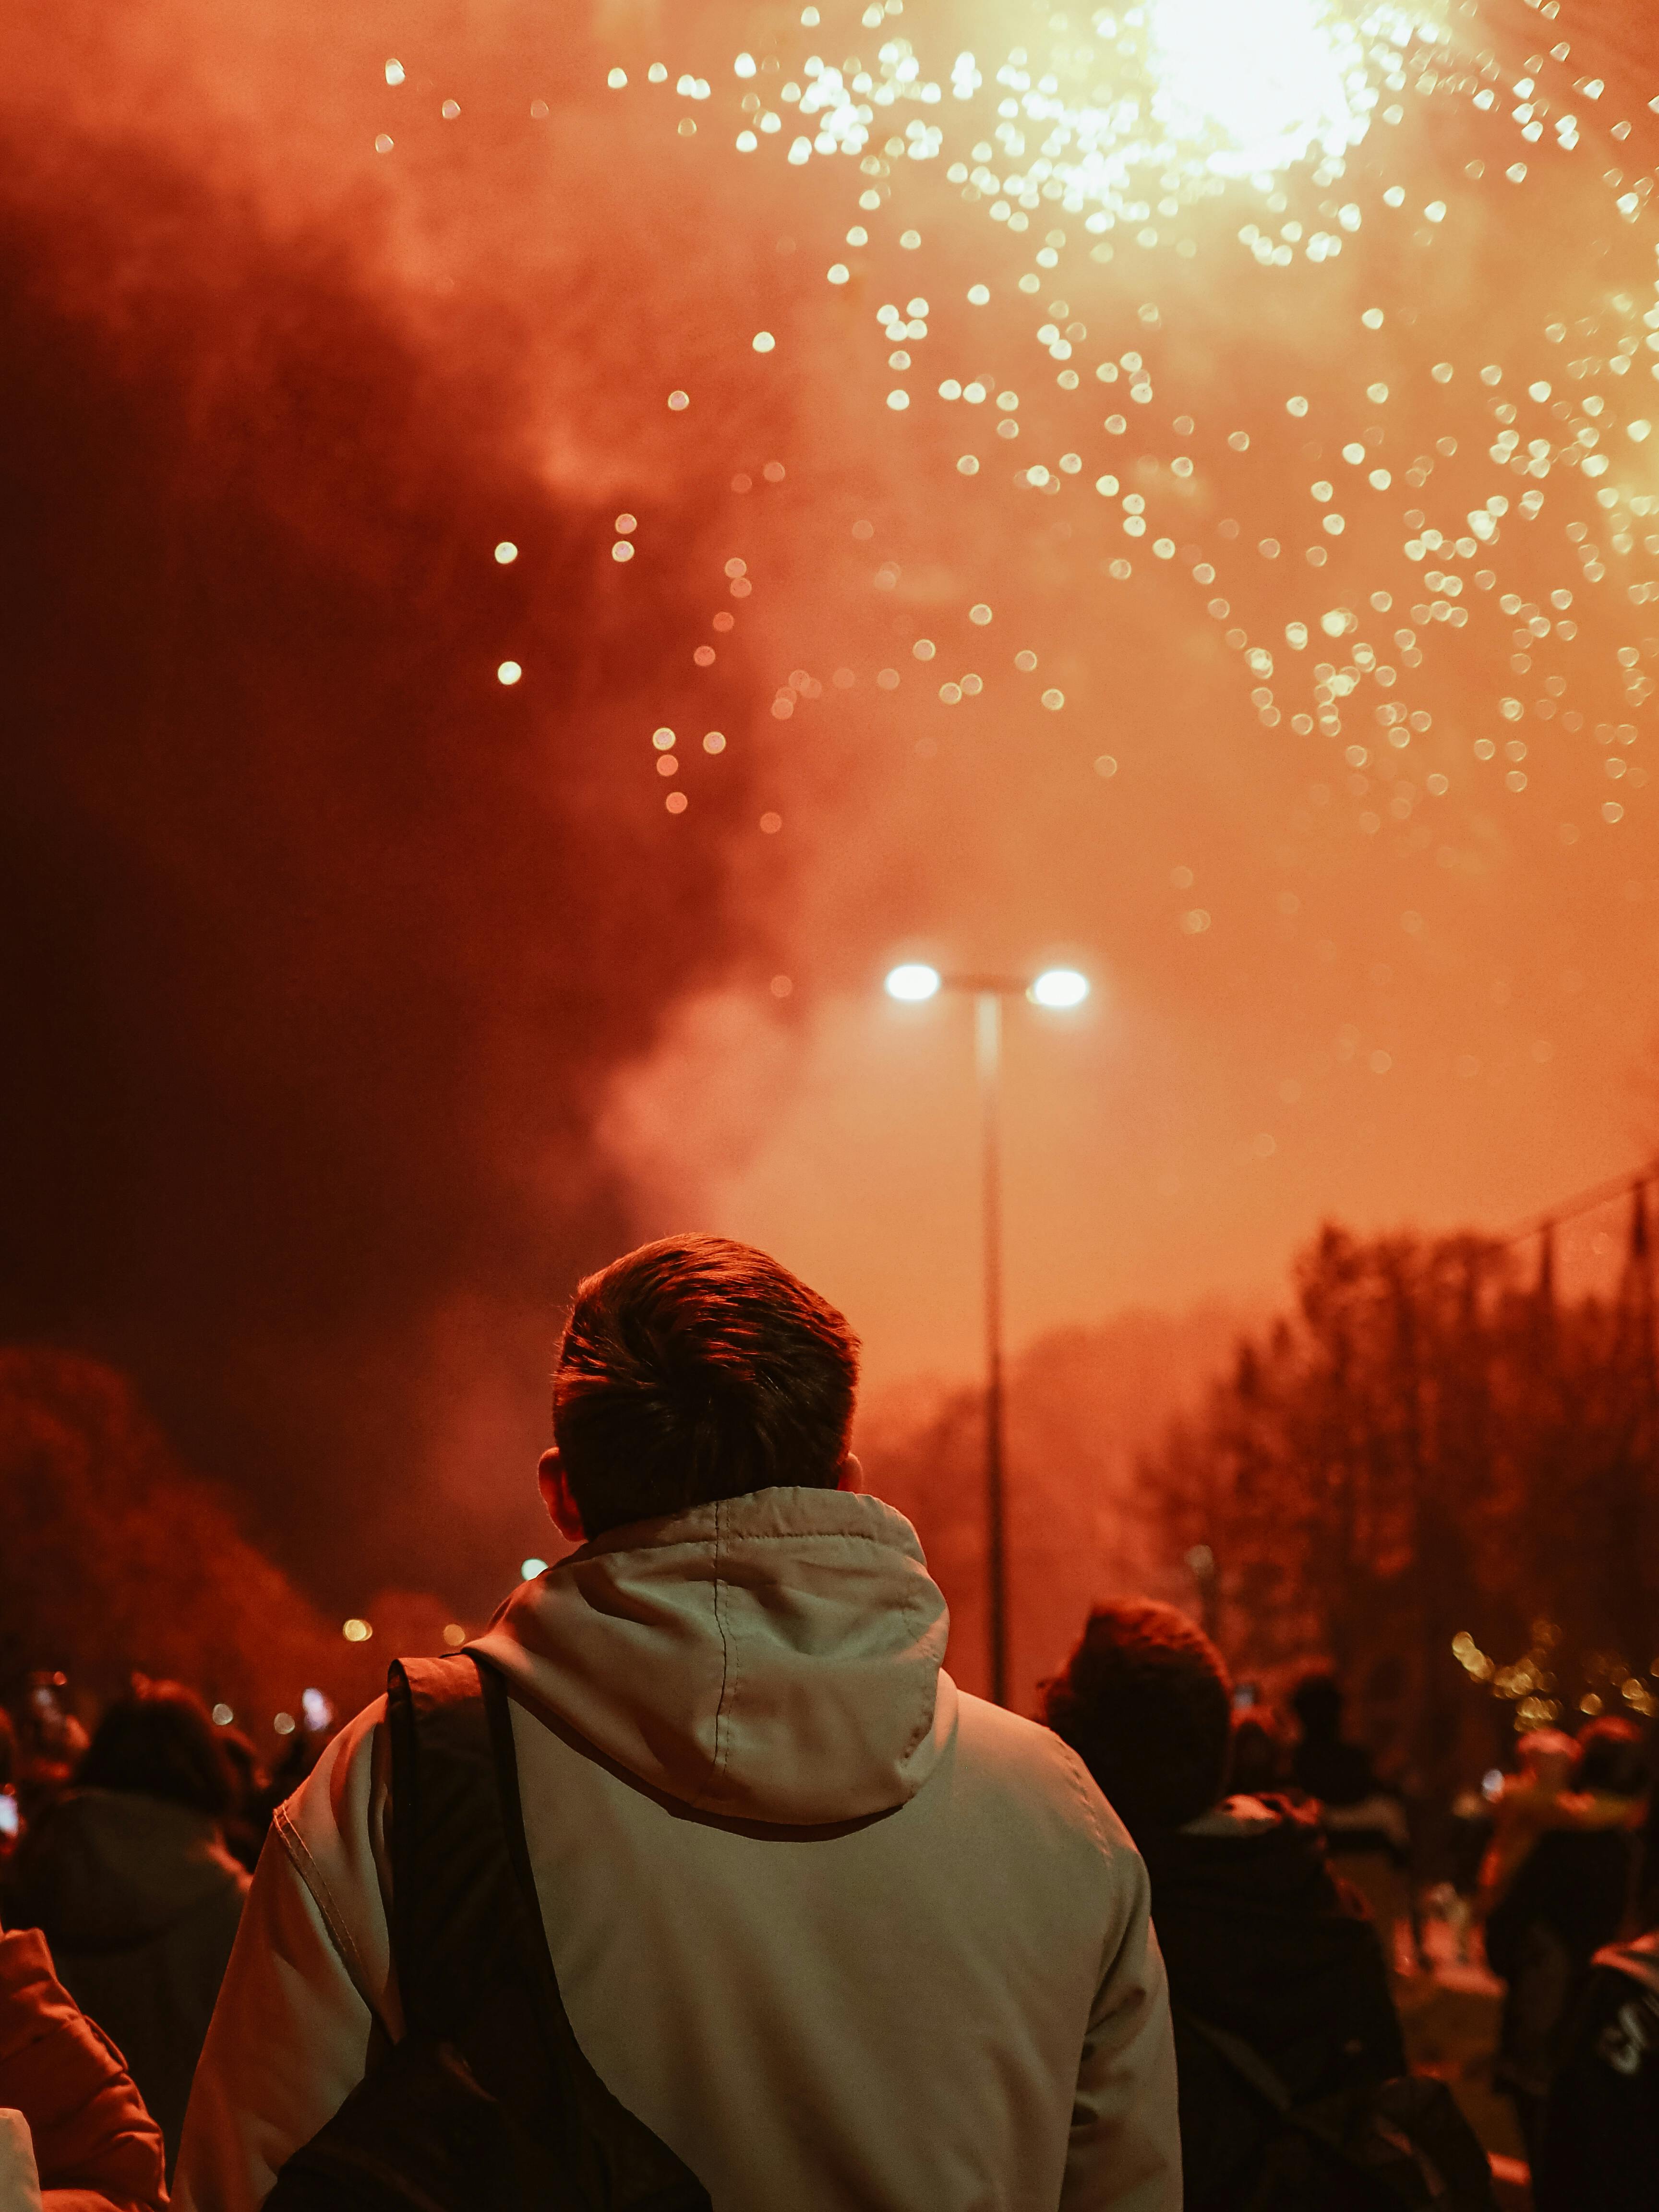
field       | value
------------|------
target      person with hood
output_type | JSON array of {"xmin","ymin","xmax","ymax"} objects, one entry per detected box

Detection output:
[
  {"xmin": 1485, "ymin": 1716, "xmax": 1650, "ymax": 2159},
  {"xmin": 1043, "ymin": 1602, "xmax": 1404, "ymax": 2212},
  {"xmin": 172, "ymin": 1235, "xmax": 1179, "ymax": 2212},
  {"xmin": 6, "ymin": 1681, "xmax": 249, "ymax": 2174},
  {"xmin": 1532, "ymin": 1786, "xmax": 1659, "ymax": 2208},
  {"xmin": 0, "ymin": 1911, "xmax": 168, "ymax": 2211}
]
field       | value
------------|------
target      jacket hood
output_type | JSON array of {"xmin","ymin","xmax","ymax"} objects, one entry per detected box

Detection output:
[
  {"xmin": 1145, "ymin": 1793, "xmax": 1341, "ymax": 1912},
  {"xmin": 1595, "ymin": 1929, "xmax": 1659, "ymax": 1997},
  {"xmin": 473, "ymin": 1485, "xmax": 956, "ymax": 1826},
  {"xmin": 1142, "ymin": 1794, "xmax": 1404, "ymax": 2084},
  {"xmin": 13, "ymin": 1789, "xmax": 246, "ymax": 1954}
]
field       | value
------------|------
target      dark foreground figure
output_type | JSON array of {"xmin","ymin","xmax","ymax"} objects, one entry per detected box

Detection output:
[
  {"xmin": 6, "ymin": 1681, "xmax": 248, "ymax": 2172},
  {"xmin": 173, "ymin": 1236, "xmax": 1180, "ymax": 2212},
  {"xmin": 1045, "ymin": 1601, "xmax": 1491, "ymax": 2212},
  {"xmin": 1533, "ymin": 1928, "xmax": 1659, "ymax": 2209}
]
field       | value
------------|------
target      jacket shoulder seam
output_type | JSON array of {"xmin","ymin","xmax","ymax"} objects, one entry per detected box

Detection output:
[{"xmin": 272, "ymin": 1798, "xmax": 383, "ymax": 2023}]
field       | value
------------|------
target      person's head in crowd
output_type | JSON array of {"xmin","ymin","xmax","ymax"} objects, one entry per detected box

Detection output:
[
  {"xmin": 1516, "ymin": 1726, "xmax": 1577, "ymax": 1794},
  {"xmin": 1229, "ymin": 1708, "xmax": 1287, "ymax": 1797},
  {"xmin": 1573, "ymin": 1716, "xmax": 1649, "ymax": 1801},
  {"xmin": 1290, "ymin": 1671, "xmax": 1345, "ymax": 1746},
  {"xmin": 77, "ymin": 1680, "xmax": 234, "ymax": 1820},
  {"xmin": 1041, "ymin": 1599, "xmax": 1232, "ymax": 1845},
  {"xmin": 215, "ymin": 1725, "xmax": 265, "ymax": 1805},
  {"xmin": 541, "ymin": 1235, "xmax": 860, "ymax": 1541}
]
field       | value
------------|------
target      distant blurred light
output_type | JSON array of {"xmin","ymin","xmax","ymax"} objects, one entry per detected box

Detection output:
[
  {"xmin": 497, "ymin": 661, "xmax": 522, "ymax": 685},
  {"xmin": 1029, "ymin": 968, "xmax": 1090, "ymax": 1009},
  {"xmin": 493, "ymin": 541, "xmax": 518, "ymax": 564},
  {"xmin": 302, "ymin": 1688, "xmax": 334, "ymax": 1734},
  {"xmin": 885, "ymin": 963, "xmax": 941, "ymax": 1002},
  {"xmin": 443, "ymin": 1623, "xmax": 468, "ymax": 1648},
  {"xmin": 273, "ymin": 1711, "xmax": 296, "ymax": 1736},
  {"xmin": 522, "ymin": 1557, "xmax": 549, "ymax": 1580},
  {"xmin": 384, "ymin": 60, "xmax": 405, "ymax": 85},
  {"xmin": 342, "ymin": 1617, "xmax": 373, "ymax": 1643},
  {"xmin": 211, "ymin": 1703, "xmax": 234, "ymax": 1726},
  {"xmin": 1481, "ymin": 1767, "xmax": 1504, "ymax": 1802}
]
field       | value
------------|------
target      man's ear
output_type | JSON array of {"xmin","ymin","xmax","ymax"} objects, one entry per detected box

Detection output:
[
  {"xmin": 837, "ymin": 1451, "xmax": 863, "ymax": 1493},
  {"xmin": 537, "ymin": 1446, "xmax": 586, "ymax": 1542}
]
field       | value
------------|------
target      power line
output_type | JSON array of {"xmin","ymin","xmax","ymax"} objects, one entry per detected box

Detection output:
[{"xmin": 1499, "ymin": 1155, "xmax": 1659, "ymax": 1249}]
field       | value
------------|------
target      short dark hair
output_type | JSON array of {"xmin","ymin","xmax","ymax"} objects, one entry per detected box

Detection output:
[
  {"xmin": 78, "ymin": 1680, "xmax": 233, "ymax": 1818},
  {"xmin": 553, "ymin": 1235, "xmax": 860, "ymax": 1538},
  {"xmin": 1575, "ymin": 1717, "xmax": 1649, "ymax": 1799},
  {"xmin": 1290, "ymin": 1671, "xmax": 1345, "ymax": 1741},
  {"xmin": 1042, "ymin": 1599, "xmax": 1232, "ymax": 1841}
]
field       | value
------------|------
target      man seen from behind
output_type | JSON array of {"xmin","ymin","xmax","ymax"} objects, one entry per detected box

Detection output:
[{"xmin": 174, "ymin": 1235, "xmax": 1179, "ymax": 2211}]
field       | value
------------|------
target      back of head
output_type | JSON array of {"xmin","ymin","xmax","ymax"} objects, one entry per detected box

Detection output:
[
  {"xmin": 1042, "ymin": 1599, "xmax": 1233, "ymax": 1842},
  {"xmin": 1574, "ymin": 1717, "xmax": 1649, "ymax": 1799},
  {"xmin": 553, "ymin": 1235, "xmax": 860, "ymax": 1539},
  {"xmin": 1290, "ymin": 1671, "xmax": 1345, "ymax": 1744},
  {"xmin": 1518, "ymin": 1726, "xmax": 1577, "ymax": 1791},
  {"xmin": 77, "ymin": 1680, "xmax": 233, "ymax": 1819}
]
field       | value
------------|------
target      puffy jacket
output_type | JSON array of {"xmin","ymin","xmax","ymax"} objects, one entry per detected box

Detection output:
[
  {"xmin": 0, "ymin": 1924, "xmax": 168, "ymax": 2211},
  {"xmin": 175, "ymin": 1485, "xmax": 1180, "ymax": 2212}
]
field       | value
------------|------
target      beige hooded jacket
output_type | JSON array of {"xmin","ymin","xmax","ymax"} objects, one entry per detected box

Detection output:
[{"xmin": 174, "ymin": 1488, "xmax": 1179, "ymax": 2212}]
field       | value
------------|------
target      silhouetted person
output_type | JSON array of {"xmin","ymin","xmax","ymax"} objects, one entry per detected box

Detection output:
[
  {"xmin": 1533, "ymin": 1780, "xmax": 1659, "ymax": 2208},
  {"xmin": 1228, "ymin": 1709, "xmax": 1287, "ymax": 1798},
  {"xmin": 0, "ymin": 1707, "xmax": 18, "ymax": 1872},
  {"xmin": 1045, "ymin": 1602, "xmax": 1403, "ymax": 2212},
  {"xmin": 212, "ymin": 1729, "xmax": 269, "ymax": 1877},
  {"xmin": 177, "ymin": 1236, "xmax": 1180, "ymax": 2212},
  {"xmin": 1488, "ymin": 1717, "xmax": 1649, "ymax": 2160},
  {"xmin": 1290, "ymin": 1671, "xmax": 1412, "ymax": 1962},
  {"xmin": 7, "ymin": 1680, "xmax": 248, "ymax": 2172}
]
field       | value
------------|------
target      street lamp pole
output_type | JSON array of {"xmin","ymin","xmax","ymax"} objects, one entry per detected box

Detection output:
[
  {"xmin": 884, "ymin": 960, "xmax": 1090, "ymax": 1709},
  {"xmin": 976, "ymin": 990, "xmax": 1009, "ymax": 1709}
]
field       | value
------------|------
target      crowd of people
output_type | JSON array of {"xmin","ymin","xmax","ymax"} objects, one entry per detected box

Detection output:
[{"xmin": 0, "ymin": 1234, "xmax": 1654, "ymax": 2209}]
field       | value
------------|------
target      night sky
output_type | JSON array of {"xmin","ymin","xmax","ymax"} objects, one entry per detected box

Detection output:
[{"xmin": 5, "ymin": 0, "xmax": 1658, "ymax": 1611}]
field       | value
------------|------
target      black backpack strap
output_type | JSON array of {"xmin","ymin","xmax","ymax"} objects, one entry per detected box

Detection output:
[
  {"xmin": 387, "ymin": 1652, "xmax": 709, "ymax": 2209},
  {"xmin": 1174, "ymin": 2006, "xmax": 1295, "ymax": 2113}
]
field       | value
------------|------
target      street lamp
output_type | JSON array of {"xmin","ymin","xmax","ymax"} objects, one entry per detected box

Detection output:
[{"xmin": 883, "ymin": 961, "xmax": 1092, "ymax": 1707}]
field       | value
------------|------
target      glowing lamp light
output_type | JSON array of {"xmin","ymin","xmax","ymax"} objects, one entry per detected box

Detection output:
[
  {"xmin": 342, "ymin": 1616, "xmax": 373, "ymax": 1643},
  {"xmin": 211, "ymin": 1703, "xmax": 234, "ymax": 1726},
  {"xmin": 521, "ymin": 1556, "xmax": 549, "ymax": 1580},
  {"xmin": 301, "ymin": 1688, "xmax": 335, "ymax": 1734},
  {"xmin": 885, "ymin": 963, "xmax": 942, "ymax": 1002},
  {"xmin": 1029, "ymin": 968, "xmax": 1090, "ymax": 1010}
]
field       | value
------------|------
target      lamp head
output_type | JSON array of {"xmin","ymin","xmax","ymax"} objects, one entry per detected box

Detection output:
[
  {"xmin": 1029, "ymin": 967, "xmax": 1090, "ymax": 1010},
  {"xmin": 885, "ymin": 962, "xmax": 942, "ymax": 1003}
]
